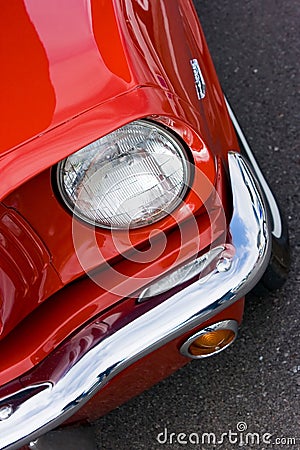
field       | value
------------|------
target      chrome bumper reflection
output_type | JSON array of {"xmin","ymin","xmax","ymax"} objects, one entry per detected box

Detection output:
[{"xmin": 0, "ymin": 152, "xmax": 271, "ymax": 450}]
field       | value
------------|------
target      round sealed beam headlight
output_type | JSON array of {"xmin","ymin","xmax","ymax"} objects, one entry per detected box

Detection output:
[{"xmin": 56, "ymin": 120, "xmax": 191, "ymax": 229}]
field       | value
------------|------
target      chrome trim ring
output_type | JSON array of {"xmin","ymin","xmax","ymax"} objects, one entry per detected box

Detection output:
[
  {"xmin": 0, "ymin": 152, "xmax": 271, "ymax": 450},
  {"xmin": 180, "ymin": 319, "xmax": 238, "ymax": 359},
  {"xmin": 56, "ymin": 119, "xmax": 193, "ymax": 230}
]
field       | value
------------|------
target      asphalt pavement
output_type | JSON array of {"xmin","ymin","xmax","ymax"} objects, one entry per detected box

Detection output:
[{"xmin": 94, "ymin": 1, "xmax": 299, "ymax": 449}]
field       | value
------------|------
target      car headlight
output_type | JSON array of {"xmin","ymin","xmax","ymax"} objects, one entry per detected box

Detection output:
[{"xmin": 56, "ymin": 120, "xmax": 191, "ymax": 229}]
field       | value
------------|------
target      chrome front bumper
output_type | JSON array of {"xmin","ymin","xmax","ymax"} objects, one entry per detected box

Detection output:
[{"xmin": 0, "ymin": 152, "xmax": 271, "ymax": 450}]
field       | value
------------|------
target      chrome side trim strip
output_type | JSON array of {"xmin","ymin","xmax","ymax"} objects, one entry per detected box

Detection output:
[
  {"xmin": 0, "ymin": 152, "xmax": 271, "ymax": 450},
  {"xmin": 224, "ymin": 96, "xmax": 282, "ymax": 238}
]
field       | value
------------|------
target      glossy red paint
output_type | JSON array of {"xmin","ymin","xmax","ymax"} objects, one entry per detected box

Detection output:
[
  {"xmin": 0, "ymin": 0, "xmax": 135, "ymax": 156},
  {"xmin": 0, "ymin": 1, "xmax": 56, "ymax": 154},
  {"xmin": 0, "ymin": 204, "xmax": 63, "ymax": 340}
]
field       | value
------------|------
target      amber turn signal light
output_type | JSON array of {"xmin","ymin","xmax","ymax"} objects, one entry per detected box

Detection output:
[{"xmin": 180, "ymin": 320, "xmax": 238, "ymax": 359}]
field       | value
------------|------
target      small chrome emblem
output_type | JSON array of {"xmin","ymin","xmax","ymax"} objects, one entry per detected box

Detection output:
[{"xmin": 190, "ymin": 58, "xmax": 206, "ymax": 100}]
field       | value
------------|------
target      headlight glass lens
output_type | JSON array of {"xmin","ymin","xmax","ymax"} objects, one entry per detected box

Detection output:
[{"xmin": 56, "ymin": 120, "xmax": 191, "ymax": 229}]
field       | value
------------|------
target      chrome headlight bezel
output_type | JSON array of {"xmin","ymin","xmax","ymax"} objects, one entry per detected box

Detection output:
[{"xmin": 55, "ymin": 119, "xmax": 193, "ymax": 230}]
